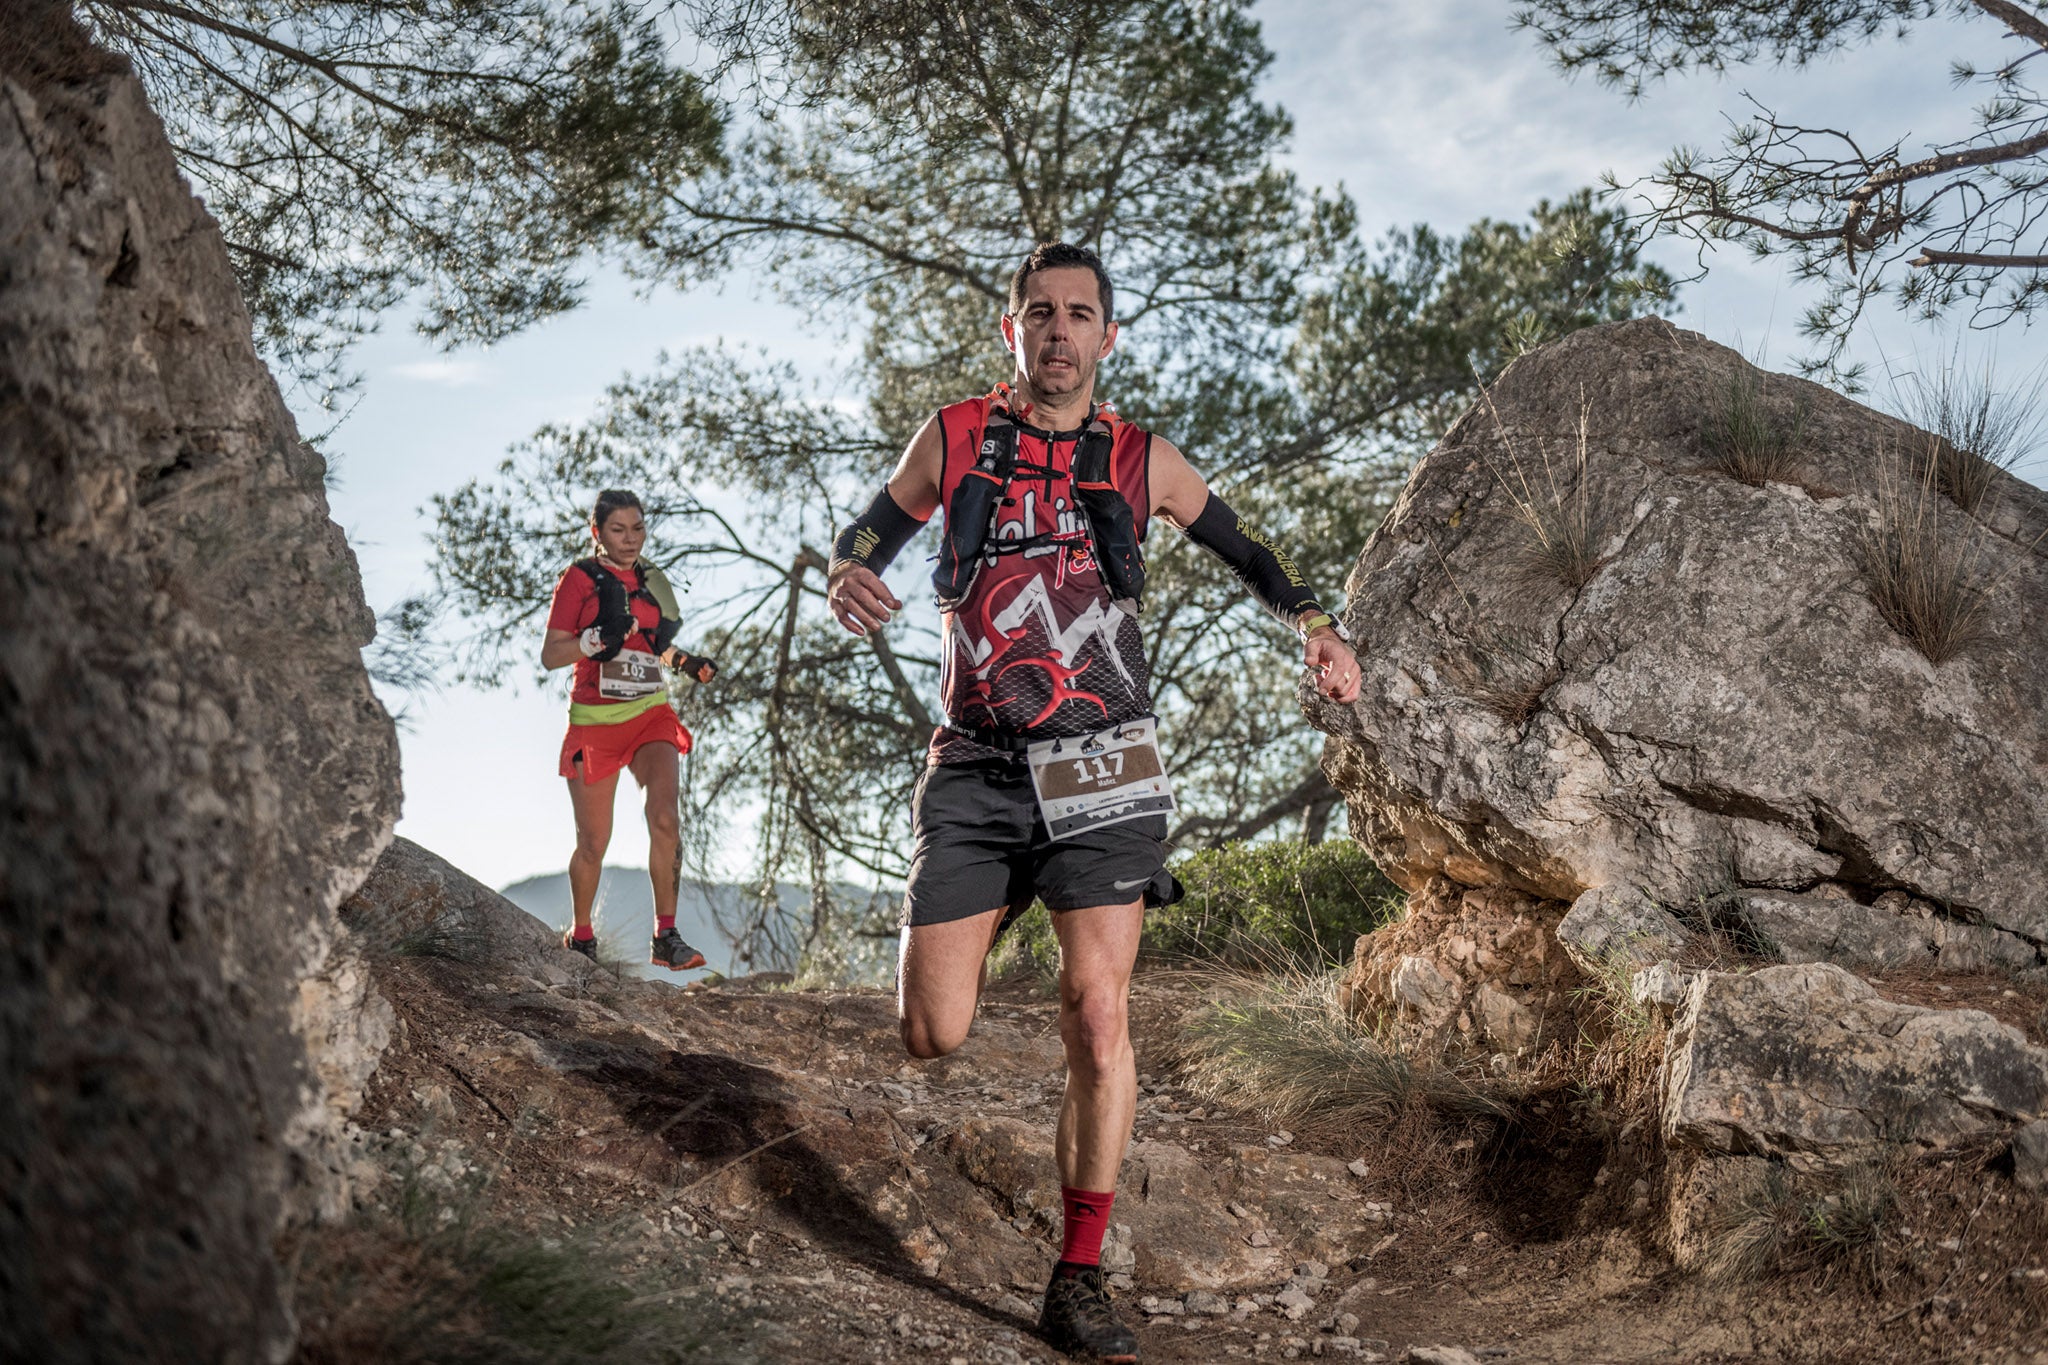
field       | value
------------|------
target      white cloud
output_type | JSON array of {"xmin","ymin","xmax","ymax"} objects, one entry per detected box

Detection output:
[{"xmin": 391, "ymin": 358, "xmax": 493, "ymax": 386}]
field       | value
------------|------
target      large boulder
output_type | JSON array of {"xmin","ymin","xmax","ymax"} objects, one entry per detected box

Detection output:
[
  {"xmin": 0, "ymin": 25, "xmax": 400, "ymax": 1365},
  {"xmin": 1310, "ymin": 318, "xmax": 2048, "ymax": 960}
]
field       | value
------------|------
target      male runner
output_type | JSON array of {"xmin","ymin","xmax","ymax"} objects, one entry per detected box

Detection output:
[{"xmin": 826, "ymin": 242, "xmax": 1361, "ymax": 1362}]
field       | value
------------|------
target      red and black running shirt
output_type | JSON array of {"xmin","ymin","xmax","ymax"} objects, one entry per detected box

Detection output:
[{"xmin": 929, "ymin": 397, "xmax": 1156, "ymax": 765}]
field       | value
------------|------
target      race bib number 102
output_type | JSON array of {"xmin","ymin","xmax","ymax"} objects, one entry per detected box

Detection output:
[
  {"xmin": 597, "ymin": 649, "xmax": 665, "ymax": 701},
  {"xmin": 1026, "ymin": 716, "xmax": 1177, "ymax": 841}
]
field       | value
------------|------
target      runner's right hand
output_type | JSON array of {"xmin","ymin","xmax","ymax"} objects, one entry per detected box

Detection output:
[
  {"xmin": 579, "ymin": 627, "xmax": 608, "ymax": 657},
  {"xmin": 827, "ymin": 562, "xmax": 901, "ymax": 636}
]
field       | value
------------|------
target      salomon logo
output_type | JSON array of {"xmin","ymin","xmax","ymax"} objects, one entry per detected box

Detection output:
[{"xmin": 981, "ymin": 439, "xmax": 998, "ymax": 456}]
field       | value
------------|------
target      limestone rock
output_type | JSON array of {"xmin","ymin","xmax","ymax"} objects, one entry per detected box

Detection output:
[
  {"xmin": 2013, "ymin": 1120, "xmax": 2048, "ymax": 1195},
  {"xmin": 1662, "ymin": 963, "xmax": 2048, "ymax": 1155},
  {"xmin": 1731, "ymin": 890, "xmax": 2038, "ymax": 973},
  {"xmin": 1557, "ymin": 885, "xmax": 1691, "ymax": 972},
  {"xmin": 343, "ymin": 835, "xmax": 579, "ymax": 973},
  {"xmin": 1408, "ymin": 1348, "xmax": 1482, "ymax": 1365},
  {"xmin": 0, "ymin": 37, "xmax": 399, "ymax": 1365},
  {"xmin": 1341, "ymin": 877, "xmax": 1582, "ymax": 1055},
  {"xmin": 1308, "ymin": 318, "xmax": 2048, "ymax": 950}
]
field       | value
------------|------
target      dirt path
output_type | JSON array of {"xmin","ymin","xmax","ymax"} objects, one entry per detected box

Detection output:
[{"xmin": 306, "ymin": 945, "xmax": 2048, "ymax": 1365}]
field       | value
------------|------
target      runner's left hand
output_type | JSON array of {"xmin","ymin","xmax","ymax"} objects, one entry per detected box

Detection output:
[
  {"xmin": 666, "ymin": 649, "xmax": 718, "ymax": 683},
  {"xmin": 1305, "ymin": 629, "xmax": 1361, "ymax": 703}
]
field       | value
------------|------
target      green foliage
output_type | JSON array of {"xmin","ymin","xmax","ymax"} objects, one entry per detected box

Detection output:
[
  {"xmin": 1515, "ymin": 1, "xmax": 2048, "ymax": 379},
  {"xmin": 1155, "ymin": 839, "xmax": 1402, "ymax": 966},
  {"xmin": 990, "ymin": 840, "xmax": 1402, "ymax": 980},
  {"xmin": 76, "ymin": 0, "xmax": 724, "ymax": 396}
]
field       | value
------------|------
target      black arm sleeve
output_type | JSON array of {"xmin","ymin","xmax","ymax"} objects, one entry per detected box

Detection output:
[
  {"xmin": 1181, "ymin": 491, "xmax": 1326, "ymax": 630},
  {"xmin": 831, "ymin": 486, "xmax": 925, "ymax": 576}
]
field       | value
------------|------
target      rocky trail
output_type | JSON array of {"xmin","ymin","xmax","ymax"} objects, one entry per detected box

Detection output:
[{"xmin": 305, "ymin": 842, "xmax": 2048, "ymax": 1364}]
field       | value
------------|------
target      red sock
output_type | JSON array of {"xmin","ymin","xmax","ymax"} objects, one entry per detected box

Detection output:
[
  {"xmin": 572, "ymin": 924, "xmax": 595, "ymax": 942},
  {"xmin": 1058, "ymin": 1186, "xmax": 1116, "ymax": 1267},
  {"xmin": 656, "ymin": 916, "xmax": 676, "ymax": 934}
]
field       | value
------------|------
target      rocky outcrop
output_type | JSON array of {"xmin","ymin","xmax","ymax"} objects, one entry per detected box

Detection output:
[
  {"xmin": 1309, "ymin": 317, "xmax": 2048, "ymax": 959},
  {"xmin": 1339, "ymin": 878, "xmax": 1582, "ymax": 1058},
  {"xmin": 1662, "ymin": 963, "xmax": 2048, "ymax": 1156},
  {"xmin": 0, "ymin": 32, "xmax": 399, "ymax": 1365}
]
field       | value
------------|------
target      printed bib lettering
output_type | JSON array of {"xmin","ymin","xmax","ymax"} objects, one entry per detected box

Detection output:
[
  {"xmin": 1026, "ymin": 716, "xmax": 1176, "ymax": 841},
  {"xmin": 597, "ymin": 649, "xmax": 665, "ymax": 701}
]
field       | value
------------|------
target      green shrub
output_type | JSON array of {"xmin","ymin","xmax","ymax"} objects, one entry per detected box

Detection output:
[
  {"xmin": 990, "ymin": 840, "xmax": 1404, "ymax": 979},
  {"xmin": 1154, "ymin": 839, "xmax": 1402, "ymax": 967}
]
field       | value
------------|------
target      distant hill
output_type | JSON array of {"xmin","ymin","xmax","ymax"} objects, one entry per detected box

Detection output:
[{"xmin": 498, "ymin": 866, "xmax": 897, "ymax": 985}]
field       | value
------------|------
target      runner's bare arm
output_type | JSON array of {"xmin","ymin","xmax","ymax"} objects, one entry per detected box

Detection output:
[
  {"xmin": 1147, "ymin": 438, "xmax": 1362, "ymax": 704},
  {"xmin": 827, "ymin": 413, "xmax": 944, "ymax": 636},
  {"xmin": 541, "ymin": 628, "xmax": 586, "ymax": 671}
]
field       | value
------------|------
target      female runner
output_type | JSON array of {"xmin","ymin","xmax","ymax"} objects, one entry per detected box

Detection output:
[{"xmin": 541, "ymin": 489, "xmax": 718, "ymax": 971}]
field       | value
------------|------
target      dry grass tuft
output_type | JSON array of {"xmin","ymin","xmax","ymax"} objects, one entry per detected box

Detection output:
[
  {"xmin": 1474, "ymin": 383, "xmax": 1613, "ymax": 591},
  {"xmin": 1859, "ymin": 438, "xmax": 2012, "ymax": 665},
  {"xmin": 1699, "ymin": 1156, "xmax": 1898, "ymax": 1288},
  {"xmin": 1701, "ymin": 368, "xmax": 1808, "ymax": 487},
  {"xmin": 1175, "ymin": 964, "xmax": 1510, "ymax": 1149},
  {"xmin": 1558, "ymin": 946, "xmax": 1672, "ymax": 1126},
  {"xmin": 1903, "ymin": 356, "xmax": 2043, "ymax": 516},
  {"xmin": 1442, "ymin": 632, "xmax": 1560, "ymax": 727}
]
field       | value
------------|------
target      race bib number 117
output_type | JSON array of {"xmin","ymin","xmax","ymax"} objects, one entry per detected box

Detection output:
[{"xmin": 1026, "ymin": 716, "xmax": 1177, "ymax": 841}]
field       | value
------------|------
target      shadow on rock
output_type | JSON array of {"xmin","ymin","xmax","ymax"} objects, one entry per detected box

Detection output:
[{"xmin": 549, "ymin": 1038, "xmax": 1038, "ymax": 1335}]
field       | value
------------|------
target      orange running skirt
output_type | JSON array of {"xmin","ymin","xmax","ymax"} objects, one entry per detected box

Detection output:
[{"xmin": 559, "ymin": 702, "xmax": 692, "ymax": 783}]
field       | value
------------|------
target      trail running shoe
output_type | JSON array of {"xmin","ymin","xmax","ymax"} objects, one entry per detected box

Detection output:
[
  {"xmin": 650, "ymin": 927, "xmax": 706, "ymax": 971},
  {"xmin": 1037, "ymin": 1263, "xmax": 1139, "ymax": 1362},
  {"xmin": 562, "ymin": 929, "xmax": 598, "ymax": 963}
]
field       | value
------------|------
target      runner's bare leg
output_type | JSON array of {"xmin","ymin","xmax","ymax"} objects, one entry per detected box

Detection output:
[
  {"xmin": 629, "ymin": 742, "xmax": 682, "ymax": 926},
  {"xmin": 1050, "ymin": 900, "xmax": 1145, "ymax": 1191},
  {"xmin": 565, "ymin": 762, "xmax": 621, "ymax": 933},
  {"xmin": 898, "ymin": 906, "xmax": 1009, "ymax": 1058}
]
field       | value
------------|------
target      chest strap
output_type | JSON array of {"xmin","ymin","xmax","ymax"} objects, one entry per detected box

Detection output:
[{"xmin": 931, "ymin": 389, "xmax": 1148, "ymax": 614}]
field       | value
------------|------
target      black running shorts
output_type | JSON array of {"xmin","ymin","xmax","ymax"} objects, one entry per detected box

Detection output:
[{"xmin": 902, "ymin": 758, "xmax": 1179, "ymax": 928}]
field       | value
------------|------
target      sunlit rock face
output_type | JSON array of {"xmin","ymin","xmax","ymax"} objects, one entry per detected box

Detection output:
[
  {"xmin": 1662, "ymin": 962, "xmax": 2048, "ymax": 1157},
  {"xmin": 1309, "ymin": 316, "xmax": 2048, "ymax": 968},
  {"xmin": 0, "ymin": 25, "xmax": 400, "ymax": 1364},
  {"xmin": 1338, "ymin": 877, "xmax": 1583, "ymax": 1061}
]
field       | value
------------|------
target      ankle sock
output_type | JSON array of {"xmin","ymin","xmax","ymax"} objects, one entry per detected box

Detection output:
[
  {"xmin": 572, "ymin": 924, "xmax": 596, "ymax": 942},
  {"xmin": 656, "ymin": 916, "xmax": 676, "ymax": 934},
  {"xmin": 1058, "ymin": 1186, "xmax": 1115, "ymax": 1267}
]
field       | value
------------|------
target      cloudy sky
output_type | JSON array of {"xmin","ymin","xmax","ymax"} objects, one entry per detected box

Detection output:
[{"xmin": 300, "ymin": 1, "xmax": 2048, "ymax": 891}]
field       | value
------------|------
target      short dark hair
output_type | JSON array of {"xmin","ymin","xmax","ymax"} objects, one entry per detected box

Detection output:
[
  {"xmin": 1008, "ymin": 242, "xmax": 1113, "ymax": 322},
  {"xmin": 591, "ymin": 488, "xmax": 643, "ymax": 527}
]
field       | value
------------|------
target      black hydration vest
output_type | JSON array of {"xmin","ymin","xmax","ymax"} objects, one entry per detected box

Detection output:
[
  {"xmin": 931, "ymin": 399, "xmax": 1147, "ymax": 614},
  {"xmin": 575, "ymin": 558, "xmax": 681, "ymax": 661}
]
